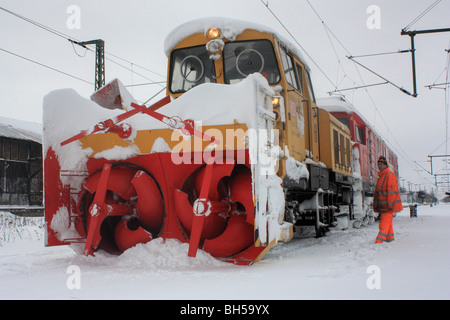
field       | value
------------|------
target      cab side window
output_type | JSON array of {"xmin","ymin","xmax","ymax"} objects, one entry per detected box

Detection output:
[
  {"xmin": 280, "ymin": 46, "xmax": 299, "ymax": 91},
  {"xmin": 305, "ymin": 70, "xmax": 316, "ymax": 103},
  {"xmin": 355, "ymin": 125, "xmax": 366, "ymax": 145},
  {"xmin": 295, "ymin": 63, "xmax": 304, "ymax": 93}
]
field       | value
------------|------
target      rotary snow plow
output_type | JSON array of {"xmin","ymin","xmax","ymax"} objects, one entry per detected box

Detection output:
[
  {"xmin": 44, "ymin": 17, "xmax": 355, "ymax": 265},
  {"xmin": 43, "ymin": 73, "xmax": 291, "ymax": 265}
]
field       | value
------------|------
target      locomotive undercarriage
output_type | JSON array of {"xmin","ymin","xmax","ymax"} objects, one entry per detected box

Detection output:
[{"xmin": 284, "ymin": 164, "xmax": 354, "ymax": 237}]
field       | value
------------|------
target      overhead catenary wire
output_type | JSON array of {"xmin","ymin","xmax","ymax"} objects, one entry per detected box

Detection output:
[
  {"xmin": 105, "ymin": 51, "xmax": 166, "ymax": 80},
  {"xmin": 68, "ymin": 38, "xmax": 166, "ymax": 85},
  {"xmin": 311, "ymin": 2, "xmax": 445, "ymax": 188},
  {"xmin": 403, "ymin": 0, "xmax": 442, "ymax": 32},
  {"xmin": 101, "ymin": 54, "xmax": 166, "ymax": 88},
  {"xmin": 294, "ymin": 0, "xmax": 429, "ymax": 185},
  {"xmin": 0, "ymin": 6, "xmax": 75, "ymax": 41},
  {"xmin": 125, "ymin": 81, "xmax": 166, "ymax": 87},
  {"xmin": 259, "ymin": 0, "xmax": 339, "ymax": 91},
  {"xmin": 67, "ymin": 40, "xmax": 166, "ymax": 88},
  {"xmin": 1, "ymin": 5, "xmax": 169, "ymax": 110},
  {"xmin": 349, "ymin": 49, "xmax": 412, "ymax": 59},
  {"xmin": 305, "ymin": 1, "xmax": 411, "ymax": 97},
  {"xmin": 428, "ymin": 40, "xmax": 450, "ymax": 189},
  {"xmin": 1, "ymin": 4, "xmax": 169, "ymax": 106},
  {"xmin": 0, "ymin": 5, "xmax": 166, "ymax": 86},
  {"xmin": 1, "ymin": 3, "xmax": 439, "ymax": 188},
  {"xmin": 346, "ymin": 55, "xmax": 414, "ymax": 96},
  {"xmin": 261, "ymin": 0, "xmax": 423, "ymax": 185},
  {"xmin": 0, "ymin": 47, "xmax": 94, "ymax": 85},
  {"xmin": 327, "ymin": 81, "xmax": 388, "ymax": 95}
]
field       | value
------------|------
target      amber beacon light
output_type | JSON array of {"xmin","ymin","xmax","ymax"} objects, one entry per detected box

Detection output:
[{"xmin": 207, "ymin": 27, "xmax": 221, "ymax": 39}]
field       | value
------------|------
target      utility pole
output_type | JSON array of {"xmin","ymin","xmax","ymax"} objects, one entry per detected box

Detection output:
[
  {"xmin": 70, "ymin": 39, "xmax": 105, "ymax": 90},
  {"xmin": 428, "ymin": 155, "xmax": 450, "ymax": 188},
  {"xmin": 428, "ymin": 155, "xmax": 450, "ymax": 175},
  {"xmin": 401, "ymin": 27, "xmax": 450, "ymax": 97}
]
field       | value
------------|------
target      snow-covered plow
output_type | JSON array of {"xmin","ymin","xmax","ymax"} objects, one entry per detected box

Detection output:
[
  {"xmin": 43, "ymin": 17, "xmax": 358, "ymax": 265},
  {"xmin": 43, "ymin": 74, "xmax": 290, "ymax": 265}
]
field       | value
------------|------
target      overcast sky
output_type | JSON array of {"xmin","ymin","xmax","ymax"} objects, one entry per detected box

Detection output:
[{"xmin": 1, "ymin": 0, "xmax": 449, "ymax": 195}]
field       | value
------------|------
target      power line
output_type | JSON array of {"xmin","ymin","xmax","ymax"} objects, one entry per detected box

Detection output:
[
  {"xmin": 102, "ymin": 55, "xmax": 166, "ymax": 88},
  {"xmin": 260, "ymin": 1, "xmax": 420, "ymax": 178},
  {"xmin": 0, "ymin": 6, "xmax": 75, "ymax": 41},
  {"xmin": 259, "ymin": 0, "xmax": 338, "ymax": 90},
  {"xmin": 0, "ymin": 5, "xmax": 166, "ymax": 84},
  {"xmin": 262, "ymin": 1, "xmax": 420, "ymax": 183},
  {"xmin": 106, "ymin": 51, "xmax": 166, "ymax": 80},
  {"xmin": 327, "ymin": 81, "xmax": 388, "ymax": 94},
  {"xmin": 125, "ymin": 81, "xmax": 166, "ymax": 87},
  {"xmin": 302, "ymin": 0, "xmax": 426, "ymax": 182},
  {"xmin": 403, "ymin": 0, "xmax": 442, "ymax": 32},
  {"xmin": 346, "ymin": 55, "xmax": 415, "ymax": 96},
  {"xmin": 0, "ymin": 47, "xmax": 94, "ymax": 85},
  {"xmin": 0, "ymin": 5, "xmax": 168, "ymax": 114},
  {"xmin": 349, "ymin": 49, "xmax": 412, "ymax": 59}
]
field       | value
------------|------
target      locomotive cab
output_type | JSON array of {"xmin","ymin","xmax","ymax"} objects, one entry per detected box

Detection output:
[
  {"xmin": 167, "ymin": 29, "xmax": 282, "ymax": 93},
  {"xmin": 165, "ymin": 19, "xmax": 353, "ymax": 236},
  {"xmin": 165, "ymin": 22, "xmax": 321, "ymax": 172}
]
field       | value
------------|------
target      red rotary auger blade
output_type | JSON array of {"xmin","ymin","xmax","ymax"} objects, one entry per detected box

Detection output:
[{"xmin": 188, "ymin": 157, "xmax": 215, "ymax": 257}]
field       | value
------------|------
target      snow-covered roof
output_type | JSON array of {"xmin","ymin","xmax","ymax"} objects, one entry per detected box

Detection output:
[
  {"xmin": 0, "ymin": 116, "xmax": 42, "ymax": 144},
  {"xmin": 317, "ymin": 96, "xmax": 358, "ymax": 114},
  {"xmin": 317, "ymin": 96, "xmax": 372, "ymax": 129},
  {"xmin": 164, "ymin": 17, "xmax": 310, "ymax": 70},
  {"xmin": 317, "ymin": 96, "xmax": 393, "ymax": 152},
  {"xmin": 317, "ymin": 96, "xmax": 379, "ymax": 131}
]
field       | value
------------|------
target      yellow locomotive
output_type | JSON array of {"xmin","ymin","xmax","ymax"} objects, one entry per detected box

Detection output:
[{"xmin": 43, "ymin": 18, "xmax": 353, "ymax": 265}]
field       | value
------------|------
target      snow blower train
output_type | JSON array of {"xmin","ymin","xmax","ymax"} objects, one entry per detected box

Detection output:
[{"xmin": 43, "ymin": 18, "xmax": 399, "ymax": 265}]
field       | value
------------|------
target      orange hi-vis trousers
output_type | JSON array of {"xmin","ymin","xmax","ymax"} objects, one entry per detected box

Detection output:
[{"xmin": 376, "ymin": 212, "xmax": 395, "ymax": 243}]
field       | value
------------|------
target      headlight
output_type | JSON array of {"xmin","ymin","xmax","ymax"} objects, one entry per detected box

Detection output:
[
  {"xmin": 272, "ymin": 97, "xmax": 280, "ymax": 107},
  {"xmin": 207, "ymin": 27, "xmax": 221, "ymax": 40}
]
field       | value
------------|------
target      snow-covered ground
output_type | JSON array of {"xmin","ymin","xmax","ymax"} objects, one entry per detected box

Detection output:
[{"xmin": 1, "ymin": 204, "xmax": 449, "ymax": 300}]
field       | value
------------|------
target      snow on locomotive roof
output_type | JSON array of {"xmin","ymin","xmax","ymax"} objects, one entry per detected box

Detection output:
[
  {"xmin": 317, "ymin": 96, "xmax": 357, "ymax": 113},
  {"xmin": 317, "ymin": 96, "xmax": 373, "ymax": 127},
  {"xmin": 317, "ymin": 96, "xmax": 376, "ymax": 130},
  {"xmin": 317, "ymin": 96, "xmax": 397, "ymax": 157},
  {"xmin": 164, "ymin": 17, "xmax": 310, "ymax": 70}
]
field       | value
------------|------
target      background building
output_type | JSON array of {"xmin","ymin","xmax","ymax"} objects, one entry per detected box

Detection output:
[{"xmin": 0, "ymin": 116, "xmax": 43, "ymax": 216}]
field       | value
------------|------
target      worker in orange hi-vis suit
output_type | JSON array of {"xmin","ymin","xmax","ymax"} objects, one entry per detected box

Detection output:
[{"xmin": 373, "ymin": 156, "xmax": 403, "ymax": 244}]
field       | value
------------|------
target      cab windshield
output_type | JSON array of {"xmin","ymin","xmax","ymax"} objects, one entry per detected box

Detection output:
[
  {"xmin": 223, "ymin": 40, "xmax": 281, "ymax": 85},
  {"xmin": 169, "ymin": 40, "xmax": 281, "ymax": 93},
  {"xmin": 169, "ymin": 45, "xmax": 216, "ymax": 93}
]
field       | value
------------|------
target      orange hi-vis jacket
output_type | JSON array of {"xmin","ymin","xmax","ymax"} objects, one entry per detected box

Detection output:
[{"xmin": 373, "ymin": 168, "xmax": 403, "ymax": 213}]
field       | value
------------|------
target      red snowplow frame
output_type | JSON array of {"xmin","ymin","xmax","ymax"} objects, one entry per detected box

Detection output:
[
  {"xmin": 43, "ymin": 76, "xmax": 289, "ymax": 266},
  {"xmin": 44, "ymin": 147, "xmax": 271, "ymax": 265}
]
